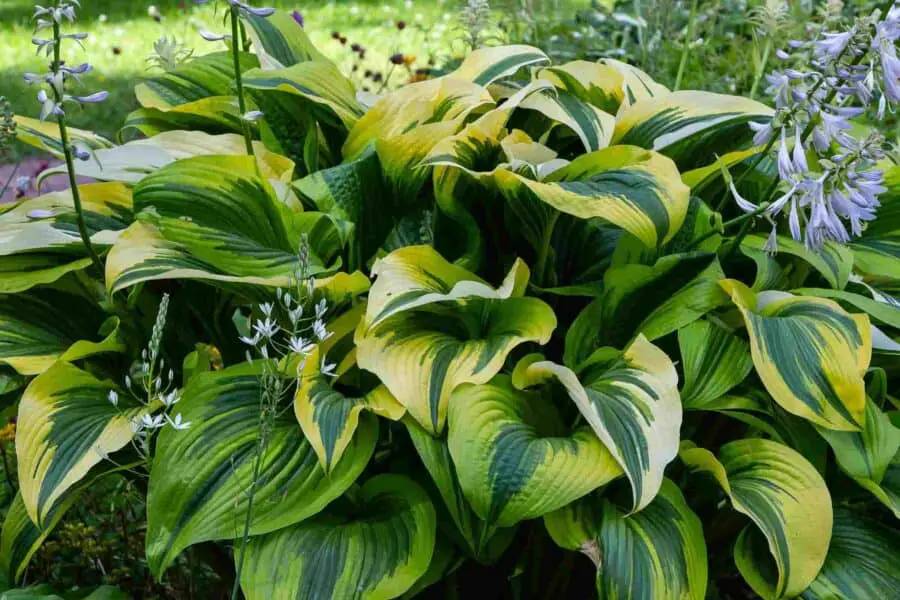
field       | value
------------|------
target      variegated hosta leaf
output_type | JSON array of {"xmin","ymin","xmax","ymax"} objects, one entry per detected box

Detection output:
[
  {"xmin": 742, "ymin": 234, "xmax": 853, "ymax": 290},
  {"xmin": 0, "ymin": 289, "xmax": 124, "ymax": 376},
  {"xmin": 494, "ymin": 145, "xmax": 690, "ymax": 248},
  {"xmin": 404, "ymin": 417, "xmax": 515, "ymax": 560},
  {"xmin": 795, "ymin": 286, "xmax": 900, "ymax": 330},
  {"xmin": 0, "ymin": 183, "xmax": 132, "ymax": 256},
  {"xmin": 450, "ymin": 44, "xmax": 549, "ymax": 86},
  {"xmin": 105, "ymin": 155, "xmax": 328, "ymax": 293},
  {"xmin": 134, "ymin": 51, "xmax": 258, "ymax": 110},
  {"xmin": 0, "ymin": 255, "xmax": 92, "ymax": 295},
  {"xmin": 536, "ymin": 60, "xmax": 630, "ymax": 114},
  {"xmin": 515, "ymin": 335, "xmax": 681, "ymax": 512},
  {"xmin": 799, "ymin": 507, "xmax": 900, "ymax": 599},
  {"xmin": 242, "ymin": 61, "xmax": 364, "ymax": 130},
  {"xmin": 121, "ymin": 96, "xmax": 245, "ymax": 140},
  {"xmin": 356, "ymin": 249, "xmax": 554, "ymax": 434},
  {"xmin": 721, "ymin": 279, "xmax": 871, "ymax": 431},
  {"xmin": 146, "ymin": 362, "xmax": 376, "ymax": 576},
  {"xmin": 544, "ymin": 479, "xmax": 707, "ymax": 600},
  {"xmin": 566, "ymin": 253, "xmax": 726, "ymax": 364},
  {"xmin": 447, "ymin": 376, "xmax": 622, "ymax": 529},
  {"xmin": 612, "ymin": 91, "xmax": 774, "ymax": 170},
  {"xmin": 38, "ymin": 130, "xmax": 293, "ymax": 187},
  {"xmin": 678, "ymin": 319, "xmax": 753, "ymax": 409},
  {"xmin": 241, "ymin": 10, "xmax": 328, "ymax": 70},
  {"xmin": 680, "ymin": 439, "xmax": 832, "ymax": 600},
  {"xmin": 295, "ymin": 347, "xmax": 405, "ymax": 473},
  {"xmin": 16, "ymin": 363, "xmax": 144, "ymax": 526},
  {"xmin": 598, "ymin": 58, "xmax": 669, "ymax": 111},
  {"xmin": 13, "ymin": 115, "xmax": 114, "ymax": 158},
  {"xmin": 816, "ymin": 397, "xmax": 900, "ymax": 517},
  {"xmin": 517, "ymin": 86, "xmax": 616, "ymax": 152},
  {"xmin": 239, "ymin": 474, "xmax": 436, "ymax": 600},
  {"xmin": 362, "ymin": 245, "xmax": 530, "ymax": 329}
]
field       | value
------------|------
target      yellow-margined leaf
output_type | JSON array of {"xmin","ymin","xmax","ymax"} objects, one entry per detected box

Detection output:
[
  {"xmin": 240, "ymin": 10, "xmax": 328, "ymax": 69},
  {"xmin": 451, "ymin": 44, "xmax": 549, "ymax": 86},
  {"xmin": 13, "ymin": 115, "xmax": 113, "ymax": 159},
  {"xmin": 16, "ymin": 363, "xmax": 145, "ymax": 526},
  {"xmin": 133, "ymin": 51, "xmax": 257, "ymax": 110},
  {"xmin": 517, "ymin": 86, "xmax": 616, "ymax": 152},
  {"xmin": 494, "ymin": 145, "xmax": 690, "ymax": 248},
  {"xmin": 598, "ymin": 58, "xmax": 669, "ymax": 110},
  {"xmin": 678, "ymin": 319, "xmax": 753, "ymax": 409},
  {"xmin": 514, "ymin": 335, "xmax": 681, "ymax": 512},
  {"xmin": 536, "ymin": 60, "xmax": 629, "ymax": 114},
  {"xmin": 447, "ymin": 376, "xmax": 622, "ymax": 530},
  {"xmin": 239, "ymin": 474, "xmax": 436, "ymax": 600},
  {"xmin": 721, "ymin": 279, "xmax": 870, "ymax": 431},
  {"xmin": 544, "ymin": 479, "xmax": 707, "ymax": 600},
  {"xmin": 680, "ymin": 439, "xmax": 832, "ymax": 600}
]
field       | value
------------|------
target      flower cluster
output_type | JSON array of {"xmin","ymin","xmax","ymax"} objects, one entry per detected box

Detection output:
[
  {"xmin": 459, "ymin": 0, "xmax": 494, "ymax": 50},
  {"xmin": 737, "ymin": 5, "xmax": 899, "ymax": 251},
  {"xmin": 25, "ymin": 1, "xmax": 107, "ymax": 158},
  {"xmin": 147, "ymin": 35, "xmax": 193, "ymax": 71}
]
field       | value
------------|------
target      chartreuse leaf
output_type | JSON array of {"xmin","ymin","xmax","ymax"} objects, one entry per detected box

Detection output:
[
  {"xmin": 239, "ymin": 474, "xmax": 436, "ymax": 600},
  {"xmin": 295, "ymin": 346, "xmax": 405, "ymax": 474},
  {"xmin": 405, "ymin": 416, "xmax": 514, "ymax": 560},
  {"xmin": 494, "ymin": 145, "xmax": 690, "ymax": 248},
  {"xmin": 742, "ymin": 234, "xmax": 853, "ymax": 290},
  {"xmin": 362, "ymin": 246, "xmax": 530, "ymax": 328},
  {"xmin": 677, "ymin": 319, "xmax": 753, "ymax": 409},
  {"xmin": 536, "ymin": 60, "xmax": 630, "ymax": 114},
  {"xmin": 816, "ymin": 397, "xmax": 900, "ymax": 517},
  {"xmin": 240, "ymin": 10, "xmax": 328, "ymax": 69},
  {"xmin": 447, "ymin": 376, "xmax": 622, "ymax": 530},
  {"xmin": 612, "ymin": 91, "xmax": 774, "ymax": 170},
  {"xmin": 543, "ymin": 479, "xmax": 707, "ymax": 600},
  {"xmin": 146, "ymin": 362, "xmax": 376, "ymax": 576},
  {"xmin": 680, "ymin": 439, "xmax": 832, "ymax": 600},
  {"xmin": 13, "ymin": 115, "xmax": 114, "ymax": 158},
  {"xmin": 133, "ymin": 51, "xmax": 257, "ymax": 110},
  {"xmin": 105, "ymin": 154, "xmax": 330, "ymax": 293},
  {"xmin": 799, "ymin": 508, "xmax": 900, "ymax": 599},
  {"xmin": 16, "ymin": 363, "xmax": 144, "ymax": 526},
  {"xmin": 121, "ymin": 96, "xmax": 245, "ymax": 140},
  {"xmin": 356, "ymin": 250, "xmax": 554, "ymax": 434},
  {"xmin": 451, "ymin": 44, "xmax": 549, "ymax": 86},
  {"xmin": 517, "ymin": 86, "xmax": 616, "ymax": 152},
  {"xmin": 242, "ymin": 61, "xmax": 364, "ymax": 130},
  {"xmin": 597, "ymin": 58, "xmax": 669, "ymax": 109},
  {"xmin": 721, "ymin": 279, "xmax": 871, "ymax": 431},
  {"xmin": 795, "ymin": 286, "xmax": 900, "ymax": 329},
  {"xmin": 0, "ymin": 289, "xmax": 124, "ymax": 376},
  {"xmin": 0, "ymin": 183, "xmax": 132, "ymax": 256},
  {"xmin": 0, "ymin": 255, "xmax": 93, "ymax": 294},
  {"xmin": 515, "ymin": 335, "xmax": 681, "ymax": 512}
]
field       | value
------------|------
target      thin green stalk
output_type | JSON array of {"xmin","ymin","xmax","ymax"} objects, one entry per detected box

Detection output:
[
  {"xmin": 713, "ymin": 134, "xmax": 778, "ymax": 213},
  {"xmin": 230, "ymin": 6, "xmax": 254, "ymax": 156},
  {"xmin": 0, "ymin": 159, "xmax": 22, "ymax": 200},
  {"xmin": 674, "ymin": 0, "xmax": 699, "ymax": 91},
  {"xmin": 52, "ymin": 20, "xmax": 104, "ymax": 280},
  {"xmin": 231, "ymin": 416, "xmax": 267, "ymax": 600},
  {"xmin": 690, "ymin": 201, "xmax": 771, "ymax": 249},
  {"xmin": 749, "ymin": 38, "xmax": 772, "ymax": 99}
]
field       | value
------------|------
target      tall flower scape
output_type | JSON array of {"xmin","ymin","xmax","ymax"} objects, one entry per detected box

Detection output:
[{"xmin": 0, "ymin": 0, "xmax": 899, "ymax": 598}]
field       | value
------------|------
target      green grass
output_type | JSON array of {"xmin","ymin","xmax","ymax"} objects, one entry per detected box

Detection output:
[{"xmin": 0, "ymin": 0, "xmax": 479, "ymax": 144}]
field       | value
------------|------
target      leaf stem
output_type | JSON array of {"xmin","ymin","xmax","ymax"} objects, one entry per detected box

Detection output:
[
  {"xmin": 52, "ymin": 20, "xmax": 104, "ymax": 280},
  {"xmin": 690, "ymin": 201, "xmax": 771, "ymax": 249},
  {"xmin": 231, "ymin": 6, "xmax": 254, "ymax": 156}
]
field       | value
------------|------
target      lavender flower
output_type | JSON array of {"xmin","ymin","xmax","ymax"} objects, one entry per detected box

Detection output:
[{"xmin": 292, "ymin": 10, "xmax": 304, "ymax": 27}]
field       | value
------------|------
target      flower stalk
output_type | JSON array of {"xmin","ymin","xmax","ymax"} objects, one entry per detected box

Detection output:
[{"xmin": 230, "ymin": 3, "xmax": 255, "ymax": 156}]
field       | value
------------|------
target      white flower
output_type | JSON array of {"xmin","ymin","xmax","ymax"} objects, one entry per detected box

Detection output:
[
  {"xmin": 167, "ymin": 413, "xmax": 191, "ymax": 431},
  {"xmin": 315, "ymin": 298, "xmax": 328, "ymax": 319},
  {"xmin": 288, "ymin": 305, "xmax": 303, "ymax": 325},
  {"xmin": 27, "ymin": 209, "xmax": 53, "ymax": 219},
  {"xmin": 107, "ymin": 389, "xmax": 119, "ymax": 407},
  {"xmin": 240, "ymin": 332, "xmax": 262, "ymax": 346},
  {"xmin": 320, "ymin": 357, "xmax": 337, "ymax": 377},
  {"xmin": 243, "ymin": 110, "xmax": 265, "ymax": 122},
  {"xmin": 141, "ymin": 413, "xmax": 165, "ymax": 430},
  {"xmin": 253, "ymin": 317, "xmax": 280, "ymax": 339},
  {"xmin": 312, "ymin": 319, "xmax": 332, "ymax": 341},
  {"xmin": 288, "ymin": 335, "xmax": 315, "ymax": 355},
  {"xmin": 161, "ymin": 390, "xmax": 180, "ymax": 408},
  {"xmin": 259, "ymin": 302, "xmax": 274, "ymax": 317}
]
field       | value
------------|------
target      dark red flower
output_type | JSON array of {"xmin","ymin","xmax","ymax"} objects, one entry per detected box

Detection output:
[
  {"xmin": 396, "ymin": 20, "xmax": 406, "ymax": 30},
  {"xmin": 112, "ymin": 46, "xmax": 122, "ymax": 55},
  {"xmin": 389, "ymin": 53, "xmax": 404, "ymax": 65},
  {"xmin": 351, "ymin": 43, "xmax": 361, "ymax": 52},
  {"xmin": 339, "ymin": 36, "xmax": 347, "ymax": 45},
  {"xmin": 331, "ymin": 31, "xmax": 340, "ymax": 39}
]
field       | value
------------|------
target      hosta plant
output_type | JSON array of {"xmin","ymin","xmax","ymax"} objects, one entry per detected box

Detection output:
[{"xmin": 1, "ymin": 4, "xmax": 899, "ymax": 599}]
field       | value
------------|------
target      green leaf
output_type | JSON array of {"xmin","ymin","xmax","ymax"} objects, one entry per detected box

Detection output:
[
  {"xmin": 242, "ymin": 61, "xmax": 364, "ymax": 130},
  {"xmin": 451, "ymin": 44, "xmax": 549, "ymax": 86},
  {"xmin": 16, "ymin": 363, "xmax": 143, "ymax": 526},
  {"xmin": 742, "ymin": 234, "xmax": 853, "ymax": 290},
  {"xmin": 13, "ymin": 116, "xmax": 113, "ymax": 159},
  {"xmin": 544, "ymin": 479, "xmax": 707, "ymax": 600},
  {"xmin": 0, "ymin": 255, "xmax": 92, "ymax": 295},
  {"xmin": 121, "ymin": 96, "xmax": 245, "ymax": 140},
  {"xmin": 515, "ymin": 335, "xmax": 681, "ymax": 512},
  {"xmin": 494, "ymin": 145, "xmax": 690, "ymax": 248},
  {"xmin": 799, "ymin": 507, "xmax": 900, "ymax": 599},
  {"xmin": 105, "ymin": 154, "xmax": 332, "ymax": 293},
  {"xmin": 146, "ymin": 362, "xmax": 376, "ymax": 576},
  {"xmin": 239, "ymin": 474, "xmax": 436, "ymax": 600},
  {"xmin": 0, "ymin": 289, "xmax": 125, "ymax": 376},
  {"xmin": 241, "ymin": 10, "xmax": 328, "ymax": 69},
  {"xmin": 794, "ymin": 286, "xmax": 900, "ymax": 330},
  {"xmin": 295, "ymin": 347, "xmax": 405, "ymax": 474},
  {"xmin": 356, "ymin": 249, "xmax": 555, "ymax": 434},
  {"xmin": 678, "ymin": 319, "xmax": 753, "ymax": 409},
  {"xmin": 816, "ymin": 397, "xmax": 900, "ymax": 517},
  {"xmin": 447, "ymin": 376, "xmax": 622, "ymax": 529},
  {"xmin": 536, "ymin": 60, "xmax": 634, "ymax": 114},
  {"xmin": 721, "ymin": 279, "xmax": 871, "ymax": 431},
  {"xmin": 133, "ymin": 51, "xmax": 258, "ymax": 110},
  {"xmin": 612, "ymin": 91, "xmax": 774, "ymax": 170},
  {"xmin": 516, "ymin": 86, "xmax": 616, "ymax": 152},
  {"xmin": 680, "ymin": 439, "xmax": 832, "ymax": 599},
  {"xmin": 850, "ymin": 232, "xmax": 900, "ymax": 286}
]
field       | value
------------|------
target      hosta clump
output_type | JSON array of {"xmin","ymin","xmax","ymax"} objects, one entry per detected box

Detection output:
[{"xmin": 1, "ymin": 5, "xmax": 899, "ymax": 599}]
